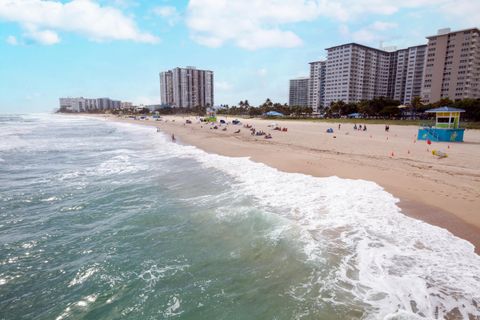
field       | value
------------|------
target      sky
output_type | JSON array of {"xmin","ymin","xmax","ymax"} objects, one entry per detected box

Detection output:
[{"xmin": 0, "ymin": 0, "xmax": 479, "ymax": 113}]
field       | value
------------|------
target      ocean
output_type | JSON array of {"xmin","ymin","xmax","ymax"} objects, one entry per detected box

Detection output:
[{"xmin": 0, "ymin": 114, "xmax": 479, "ymax": 320}]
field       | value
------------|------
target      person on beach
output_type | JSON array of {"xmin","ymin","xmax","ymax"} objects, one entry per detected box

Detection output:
[
  {"xmin": 338, "ymin": 124, "xmax": 341, "ymax": 130},
  {"xmin": 354, "ymin": 124, "xmax": 357, "ymax": 130},
  {"xmin": 171, "ymin": 133, "xmax": 176, "ymax": 142},
  {"xmin": 363, "ymin": 125, "xmax": 367, "ymax": 131}
]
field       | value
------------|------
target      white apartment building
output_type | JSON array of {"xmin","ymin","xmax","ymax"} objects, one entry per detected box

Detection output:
[
  {"xmin": 59, "ymin": 97, "xmax": 86, "ymax": 112},
  {"xmin": 393, "ymin": 45, "xmax": 427, "ymax": 104},
  {"xmin": 289, "ymin": 77, "xmax": 310, "ymax": 107},
  {"xmin": 160, "ymin": 71, "xmax": 174, "ymax": 106},
  {"xmin": 59, "ymin": 97, "xmax": 124, "ymax": 112},
  {"xmin": 323, "ymin": 43, "xmax": 430, "ymax": 106},
  {"xmin": 308, "ymin": 60, "xmax": 327, "ymax": 112},
  {"xmin": 160, "ymin": 66, "xmax": 214, "ymax": 108},
  {"xmin": 324, "ymin": 43, "xmax": 392, "ymax": 106}
]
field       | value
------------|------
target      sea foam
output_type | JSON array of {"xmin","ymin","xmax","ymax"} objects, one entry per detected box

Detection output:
[{"xmin": 116, "ymin": 121, "xmax": 480, "ymax": 319}]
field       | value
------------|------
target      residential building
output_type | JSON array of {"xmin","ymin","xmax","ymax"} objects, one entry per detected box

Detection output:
[
  {"xmin": 111, "ymin": 100, "xmax": 121, "ymax": 110},
  {"xmin": 59, "ymin": 97, "xmax": 85, "ymax": 112},
  {"xmin": 393, "ymin": 45, "xmax": 427, "ymax": 104},
  {"xmin": 59, "ymin": 97, "xmax": 126, "ymax": 112},
  {"xmin": 85, "ymin": 98, "xmax": 97, "ymax": 111},
  {"xmin": 421, "ymin": 27, "xmax": 480, "ymax": 103},
  {"xmin": 121, "ymin": 102, "xmax": 133, "ymax": 109},
  {"xmin": 289, "ymin": 77, "xmax": 310, "ymax": 107},
  {"xmin": 324, "ymin": 43, "xmax": 392, "ymax": 106},
  {"xmin": 159, "ymin": 70, "xmax": 174, "ymax": 105},
  {"xmin": 308, "ymin": 60, "xmax": 327, "ymax": 112},
  {"xmin": 160, "ymin": 66, "xmax": 214, "ymax": 108},
  {"xmin": 96, "ymin": 98, "xmax": 111, "ymax": 110}
]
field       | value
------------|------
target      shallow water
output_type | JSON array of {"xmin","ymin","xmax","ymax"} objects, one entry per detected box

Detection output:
[{"xmin": 0, "ymin": 114, "xmax": 479, "ymax": 319}]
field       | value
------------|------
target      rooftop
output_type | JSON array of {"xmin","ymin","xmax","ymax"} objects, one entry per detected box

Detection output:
[
  {"xmin": 425, "ymin": 106, "xmax": 466, "ymax": 113},
  {"xmin": 325, "ymin": 42, "xmax": 390, "ymax": 53},
  {"xmin": 426, "ymin": 27, "xmax": 480, "ymax": 39}
]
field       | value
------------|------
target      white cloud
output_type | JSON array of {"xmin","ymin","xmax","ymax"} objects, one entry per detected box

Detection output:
[
  {"xmin": 186, "ymin": 0, "xmax": 319, "ymax": 49},
  {"xmin": 0, "ymin": 0, "xmax": 158, "ymax": 44},
  {"xmin": 6, "ymin": 34, "xmax": 18, "ymax": 45},
  {"xmin": 186, "ymin": 0, "xmax": 480, "ymax": 50},
  {"xmin": 317, "ymin": 0, "xmax": 480, "ymax": 25},
  {"xmin": 152, "ymin": 5, "xmax": 180, "ymax": 26},
  {"xmin": 24, "ymin": 26, "xmax": 60, "ymax": 45},
  {"xmin": 340, "ymin": 21, "xmax": 398, "ymax": 45}
]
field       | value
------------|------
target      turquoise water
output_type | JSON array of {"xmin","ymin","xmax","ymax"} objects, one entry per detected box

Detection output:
[{"xmin": 1, "ymin": 114, "xmax": 479, "ymax": 319}]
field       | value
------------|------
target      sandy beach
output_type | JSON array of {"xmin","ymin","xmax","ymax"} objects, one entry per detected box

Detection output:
[{"xmin": 93, "ymin": 114, "xmax": 480, "ymax": 253}]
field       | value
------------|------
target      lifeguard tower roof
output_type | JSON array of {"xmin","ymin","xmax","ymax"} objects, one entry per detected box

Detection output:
[{"xmin": 425, "ymin": 106, "xmax": 465, "ymax": 113}]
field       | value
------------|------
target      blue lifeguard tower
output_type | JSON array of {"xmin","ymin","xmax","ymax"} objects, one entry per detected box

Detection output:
[{"xmin": 417, "ymin": 106, "xmax": 465, "ymax": 142}]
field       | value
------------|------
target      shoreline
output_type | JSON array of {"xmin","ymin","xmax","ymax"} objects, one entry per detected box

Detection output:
[{"xmin": 84, "ymin": 114, "xmax": 480, "ymax": 254}]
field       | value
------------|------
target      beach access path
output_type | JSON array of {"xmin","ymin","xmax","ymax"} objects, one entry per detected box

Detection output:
[{"xmin": 92, "ymin": 114, "xmax": 480, "ymax": 253}]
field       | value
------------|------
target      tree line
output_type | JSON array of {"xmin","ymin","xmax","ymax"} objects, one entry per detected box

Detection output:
[
  {"xmin": 217, "ymin": 97, "xmax": 480, "ymax": 121},
  {"xmin": 216, "ymin": 99, "xmax": 313, "ymax": 117}
]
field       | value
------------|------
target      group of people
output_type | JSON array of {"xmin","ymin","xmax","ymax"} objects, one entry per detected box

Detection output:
[
  {"xmin": 353, "ymin": 124, "xmax": 367, "ymax": 131},
  {"xmin": 248, "ymin": 128, "xmax": 273, "ymax": 139}
]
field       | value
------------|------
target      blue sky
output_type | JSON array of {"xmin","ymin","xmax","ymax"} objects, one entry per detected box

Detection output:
[{"xmin": 0, "ymin": 0, "xmax": 479, "ymax": 113}]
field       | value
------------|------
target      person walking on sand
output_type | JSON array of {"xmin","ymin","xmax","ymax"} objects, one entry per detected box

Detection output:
[
  {"xmin": 171, "ymin": 133, "xmax": 176, "ymax": 142},
  {"xmin": 338, "ymin": 124, "xmax": 341, "ymax": 130}
]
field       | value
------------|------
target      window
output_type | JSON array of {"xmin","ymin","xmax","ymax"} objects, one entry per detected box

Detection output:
[{"xmin": 437, "ymin": 117, "xmax": 451, "ymax": 123}]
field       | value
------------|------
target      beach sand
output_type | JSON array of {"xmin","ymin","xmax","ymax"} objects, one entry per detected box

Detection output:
[{"xmin": 92, "ymin": 114, "xmax": 480, "ymax": 253}]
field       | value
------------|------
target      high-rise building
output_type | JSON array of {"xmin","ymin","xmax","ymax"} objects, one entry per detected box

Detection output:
[
  {"xmin": 159, "ymin": 70, "xmax": 174, "ymax": 106},
  {"xmin": 392, "ymin": 45, "xmax": 427, "ymax": 104},
  {"xmin": 421, "ymin": 27, "xmax": 480, "ymax": 103},
  {"xmin": 324, "ymin": 43, "xmax": 392, "ymax": 106},
  {"xmin": 308, "ymin": 60, "xmax": 327, "ymax": 112},
  {"xmin": 160, "ymin": 66, "xmax": 214, "ymax": 108},
  {"xmin": 289, "ymin": 77, "xmax": 310, "ymax": 107}
]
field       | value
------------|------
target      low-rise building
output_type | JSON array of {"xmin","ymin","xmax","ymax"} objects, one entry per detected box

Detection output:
[{"xmin": 59, "ymin": 97, "xmax": 130, "ymax": 112}]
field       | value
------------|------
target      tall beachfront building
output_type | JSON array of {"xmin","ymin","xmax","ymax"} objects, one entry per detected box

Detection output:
[
  {"xmin": 324, "ymin": 43, "xmax": 392, "ymax": 106},
  {"xmin": 323, "ymin": 43, "xmax": 429, "ymax": 106},
  {"xmin": 289, "ymin": 77, "xmax": 310, "ymax": 107},
  {"xmin": 421, "ymin": 28, "xmax": 480, "ymax": 103},
  {"xmin": 159, "ymin": 70, "xmax": 174, "ymax": 106},
  {"xmin": 392, "ymin": 45, "xmax": 428, "ymax": 104},
  {"xmin": 160, "ymin": 66, "xmax": 214, "ymax": 108},
  {"xmin": 308, "ymin": 60, "xmax": 327, "ymax": 112}
]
